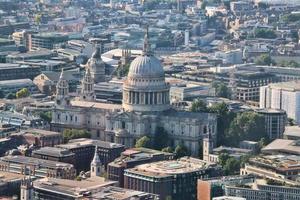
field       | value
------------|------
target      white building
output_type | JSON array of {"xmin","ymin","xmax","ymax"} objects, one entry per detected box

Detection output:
[{"xmin": 260, "ymin": 81, "xmax": 300, "ymax": 124}]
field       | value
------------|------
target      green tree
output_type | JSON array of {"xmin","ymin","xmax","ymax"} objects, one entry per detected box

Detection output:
[
  {"xmin": 162, "ymin": 146, "xmax": 173, "ymax": 153},
  {"xmin": 287, "ymin": 118, "xmax": 295, "ymax": 126},
  {"xmin": 174, "ymin": 144, "xmax": 189, "ymax": 158},
  {"xmin": 6, "ymin": 93, "xmax": 16, "ymax": 99},
  {"xmin": 63, "ymin": 129, "xmax": 91, "ymax": 143},
  {"xmin": 212, "ymin": 82, "xmax": 231, "ymax": 98},
  {"xmin": 225, "ymin": 112, "xmax": 267, "ymax": 146},
  {"xmin": 16, "ymin": 88, "xmax": 30, "ymax": 99},
  {"xmin": 255, "ymin": 54, "xmax": 275, "ymax": 66},
  {"xmin": 254, "ymin": 28, "xmax": 276, "ymax": 39},
  {"xmin": 190, "ymin": 99, "xmax": 208, "ymax": 112},
  {"xmin": 135, "ymin": 136, "xmax": 152, "ymax": 148},
  {"xmin": 40, "ymin": 111, "xmax": 52, "ymax": 123},
  {"xmin": 208, "ymin": 102, "xmax": 236, "ymax": 146},
  {"xmin": 153, "ymin": 127, "xmax": 169, "ymax": 150},
  {"xmin": 0, "ymin": 89, "xmax": 4, "ymax": 98},
  {"xmin": 218, "ymin": 152, "xmax": 230, "ymax": 167},
  {"xmin": 224, "ymin": 157, "xmax": 240, "ymax": 175}
]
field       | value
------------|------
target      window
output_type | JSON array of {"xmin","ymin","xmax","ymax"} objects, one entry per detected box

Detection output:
[
  {"xmin": 121, "ymin": 121, "xmax": 126, "ymax": 129},
  {"xmin": 97, "ymin": 130, "xmax": 100, "ymax": 138}
]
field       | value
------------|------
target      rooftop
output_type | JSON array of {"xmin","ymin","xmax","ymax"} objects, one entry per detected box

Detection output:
[
  {"xmin": 284, "ymin": 126, "xmax": 300, "ymax": 138},
  {"xmin": 269, "ymin": 81, "xmax": 300, "ymax": 92},
  {"xmin": 262, "ymin": 139, "xmax": 300, "ymax": 155},
  {"xmin": 19, "ymin": 128, "xmax": 62, "ymax": 137},
  {"xmin": 0, "ymin": 156, "xmax": 74, "ymax": 169},
  {"xmin": 57, "ymin": 138, "xmax": 124, "ymax": 149},
  {"xmin": 33, "ymin": 177, "xmax": 116, "ymax": 198},
  {"xmin": 0, "ymin": 171, "xmax": 25, "ymax": 182},
  {"xmin": 70, "ymin": 100, "xmax": 122, "ymax": 111},
  {"xmin": 32, "ymin": 147, "xmax": 74, "ymax": 157},
  {"xmin": 126, "ymin": 157, "xmax": 213, "ymax": 177},
  {"xmin": 90, "ymin": 186, "xmax": 157, "ymax": 200}
]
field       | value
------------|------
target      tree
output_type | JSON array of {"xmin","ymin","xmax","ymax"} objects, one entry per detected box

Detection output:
[
  {"xmin": 218, "ymin": 152, "xmax": 230, "ymax": 167},
  {"xmin": 255, "ymin": 54, "xmax": 275, "ymax": 66},
  {"xmin": 40, "ymin": 111, "xmax": 52, "ymax": 123},
  {"xmin": 153, "ymin": 127, "xmax": 169, "ymax": 150},
  {"xmin": 208, "ymin": 102, "xmax": 236, "ymax": 146},
  {"xmin": 190, "ymin": 99, "xmax": 208, "ymax": 112},
  {"xmin": 135, "ymin": 136, "xmax": 152, "ymax": 148},
  {"xmin": 6, "ymin": 93, "xmax": 16, "ymax": 99},
  {"xmin": 63, "ymin": 129, "xmax": 91, "ymax": 142},
  {"xmin": 212, "ymin": 82, "xmax": 231, "ymax": 98},
  {"xmin": 0, "ymin": 89, "xmax": 4, "ymax": 98},
  {"xmin": 174, "ymin": 144, "xmax": 189, "ymax": 158},
  {"xmin": 287, "ymin": 118, "xmax": 295, "ymax": 126},
  {"xmin": 254, "ymin": 28, "xmax": 276, "ymax": 39},
  {"xmin": 224, "ymin": 157, "xmax": 240, "ymax": 175},
  {"xmin": 225, "ymin": 112, "xmax": 267, "ymax": 146},
  {"xmin": 16, "ymin": 88, "xmax": 30, "ymax": 99},
  {"xmin": 162, "ymin": 146, "xmax": 173, "ymax": 153}
]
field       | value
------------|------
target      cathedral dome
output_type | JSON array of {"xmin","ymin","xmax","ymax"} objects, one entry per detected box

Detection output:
[
  {"xmin": 122, "ymin": 27, "xmax": 170, "ymax": 113},
  {"xmin": 128, "ymin": 55, "xmax": 164, "ymax": 78}
]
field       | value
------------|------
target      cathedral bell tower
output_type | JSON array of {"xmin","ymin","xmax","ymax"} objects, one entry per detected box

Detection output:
[
  {"xmin": 80, "ymin": 68, "xmax": 95, "ymax": 101},
  {"xmin": 55, "ymin": 69, "xmax": 70, "ymax": 107},
  {"xmin": 203, "ymin": 127, "xmax": 214, "ymax": 162}
]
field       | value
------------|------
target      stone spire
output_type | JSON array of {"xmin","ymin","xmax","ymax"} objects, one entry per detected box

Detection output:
[
  {"xmin": 80, "ymin": 68, "xmax": 95, "ymax": 101},
  {"xmin": 142, "ymin": 25, "xmax": 152, "ymax": 56},
  {"xmin": 56, "ymin": 69, "xmax": 70, "ymax": 106},
  {"xmin": 90, "ymin": 145, "xmax": 102, "ymax": 177}
]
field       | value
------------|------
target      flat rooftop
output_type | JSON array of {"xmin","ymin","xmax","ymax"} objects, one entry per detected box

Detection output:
[
  {"xmin": 33, "ymin": 177, "xmax": 116, "ymax": 198},
  {"xmin": 262, "ymin": 139, "xmax": 300, "ymax": 155},
  {"xmin": 90, "ymin": 186, "xmax": 157, "ymax": 200},
  {"xmin": 126, "ymin": 157, "xmax": 212, "ymax": 177},
  {"xmin": 269, "ymin": 81, "xmax": 300, "ymax": 92},
  {"xmin": 19, "ymin": 128, "xmax": 62, "ymax": 137},
  {"xmin": 32, "ymin": 147, "xmax": 74, "ymax": 157},
  {"xmin": 0, "ymin": 156, "xmax": 74, "ymax": 169},
  {"xmin": 284, "ymin": 126, "xmax": 300, "ymax": 138},
  {"xmin": 0, "ymin": 171, "xmax": 24, "ymax": 182},
  {"xmin": 57, "ymin": 138, "xmax": 124, "ymax": 149}
]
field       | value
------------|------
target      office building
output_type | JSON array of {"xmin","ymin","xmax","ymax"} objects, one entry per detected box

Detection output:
[
  {"xmin": 107, "ymin": 147, "xmax": 174, "ymax": 187},
  {"xmin": 0, "ymin": 156, "xmax": 76, "ymax": 179},
  {"xmin": 260, "ymin": 81, "xmax": 300, "ymax": 124},
  {"xmin": 124, "ymin": 157, "xmax": 222, "ymax": 200}
]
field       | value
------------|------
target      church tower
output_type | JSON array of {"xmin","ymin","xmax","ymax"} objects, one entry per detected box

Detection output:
[
  {"xmin": 20, "ymin": 177, "xmax": 33, "ymax": 200},
  {"xmin": 55, "ymin": 69, "xmax": 70, "ymax": 107},
  {"xmin": 86, "ymin": 44, "xmax": 105, "ymax": 83},
  {"xmin": 90, "ymin": 146, "xmax": 102, "ymax": 177},
  {"xmin": 203, "ymin": 130, "xmax": 214, "ymax": 162},
  {"xmin": 80, "ymin": 68, "xmax": 95, "ymax": 101}
]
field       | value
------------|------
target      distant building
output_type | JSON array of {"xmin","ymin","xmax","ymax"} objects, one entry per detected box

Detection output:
[
  {"xmin": 0, "ymin": 172, "xmax": 24, "ymax": 196},
  {"xmin": 56, "ymin": 138, "xmax": 124, "ymax": 172},
  {"xmin": 255, "ymin": 109, "xmax": 286, "ymax": 139},
  {"xmin": 12, "ymin": 129, "xmax": 63, "ymax": 147},
  {"xmin": 284, "ymin": 126, "xmax": 300, "ymax": 140},
  {"xmin": 124, "ymin": 157, "xmax": 222, "ymax": 200},
  {"xmin": 261, "ymin": 139, "xmax": 300, "ymax": 155},
  {"xmin": 28, "ymin": 33, "xmax": 69, "ymax": 50},
  {"xmin": 107, "ymin": 147, "xmax": 174, "ymax": 187},
  {"xmin": 0, "ymin": 79, "xmax": 38, "ymax": 94},
  {"xmin": 241, "ymin": 154, "xmax": 300, "ymax": 186},
  {"xmin": 32, "ymin": 147, "xmax": 75, "ymax": 166},
  {"xmin": 6, "ymin": 49, "xmax": 55, "ymax": 63},
  {"xmin": 215, "ymin": 49, "xmax": 243, "ymax": 65},
  {"xmin": 260, "ymin": 81, "xmax": 300, "ymax": 124},
  {"xmin": 197, "ymin": 175, "xmax": 255, "ymax": 200},
  {"xmin": 0, "ymin": 64, "xmax": 40, "ymax": 81},
  {"xmin": 29, "ymin": 177, "xmax": 157, "ymax": 200},
  {"xmin": 0, "ymin": 156, "xmax": 76, "ymax": 179},
  {"xmin": 225, "ymin": 179, "xmax": 300, "ymax": 200}
]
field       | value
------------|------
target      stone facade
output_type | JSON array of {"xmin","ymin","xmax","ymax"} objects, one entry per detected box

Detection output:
[{"xmin": 51, "ymin": 28, "xmax": 217, "ymax": 157}]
